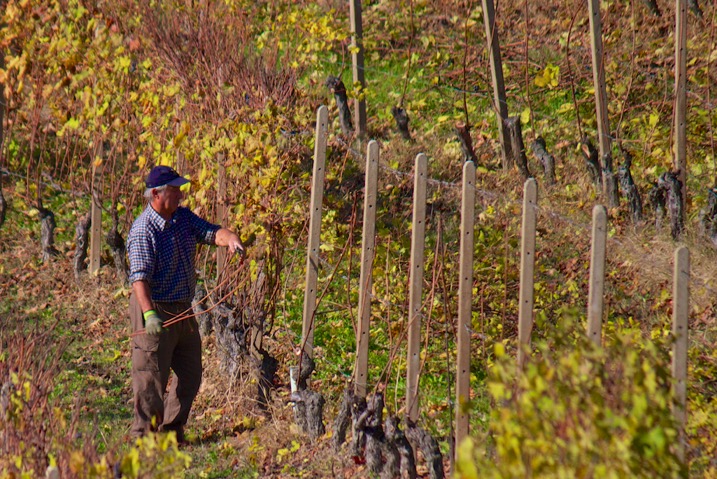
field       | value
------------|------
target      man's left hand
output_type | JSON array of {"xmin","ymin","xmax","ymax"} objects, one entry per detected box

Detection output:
[{"xmin": 227, "ymin": 235, "xmax": 245, "ymax": 256}]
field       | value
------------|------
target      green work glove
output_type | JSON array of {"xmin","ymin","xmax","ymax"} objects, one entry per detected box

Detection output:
[{"xmin": 143, "ymin": 310, "xmax": 163, "ymax": 335}]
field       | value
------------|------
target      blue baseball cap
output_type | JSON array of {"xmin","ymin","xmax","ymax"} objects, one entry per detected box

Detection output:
[{"xmin": 145, "ymin": 166, "xmax": 190, "ymax": 188}]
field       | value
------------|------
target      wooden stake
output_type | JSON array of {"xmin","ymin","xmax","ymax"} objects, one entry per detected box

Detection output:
[
  {"xmin": 518, "ymin": 178, "xmax": 537, "ymax": 368},
  {"xmin": 672, "ymin": 246, "xmax": 689, "ymax": 461},
  {"xmin": 216, "ymin": 153, "xmax": 227, "ymax": 283},
  {"xmin": 349, "ymin": 0, "xmax": 367, "ymax": 138},
  {"xmin": 455, "ymin": 160, "xmax": 475, "ymax": 453},
  {"xmin": 587, "ymin": 0, "xmax": 617, "ymax": 206},
  {"xmin": 587, "ymin": 205, "xmax": 607, "ymax": 345},
  {"xmin": 406, "ymin": 153, "xmax": 428, "ymax": 423},
  {"xmin": 481, "ymin": 0, "xmax": 512, "ymax": 170},
  {"xmin": 674, "ymin": 0, "xmax": 687, "ymax": 214},
  {"xmin": 89, "ymin": 149, "xmax": 103, "ymax": 275},
  {"xmin": 355, "ymin": 140, "xmax": 379, "ymax": 398},
  {"xmin": 301, "ymin": 106, "xmax": 329, "ymax": 360}
]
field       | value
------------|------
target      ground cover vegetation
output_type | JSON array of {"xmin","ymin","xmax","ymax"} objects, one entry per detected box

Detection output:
[{"xmin": 1, "ymin": 0, "xmax": 716, "ymax": 477}]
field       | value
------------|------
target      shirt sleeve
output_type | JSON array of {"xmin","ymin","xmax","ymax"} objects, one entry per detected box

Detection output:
[
  {"xmin": 127, "ymin": 224, "xmax": 156, "ymax": 284},
  {"xmin": 185, "ymin": 208, "xmax": 221, "ymax": 245}
]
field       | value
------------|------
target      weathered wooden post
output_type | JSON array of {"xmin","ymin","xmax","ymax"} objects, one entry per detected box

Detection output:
[
  {"xmin": 672, "ymin": 246, "xmax": 689, "ymax": 461},
  {"xmin": 587, "ymin": 0, "xmax": 619, "ymax": 207},
  {"xmin": 89, "ymin": 147, "xmax": 103, "ymax": 275},
  {"xmin": 674, "ymin": 0, "xmax": 687, "ymax": 215},
  {"xmin": 355, "ymin": 140, "xmax": 379, "ymax": 398},
  {"xmin": 301, "ymin": 106, "xmax": 328, "ymax": 361},
  {"xmin": 517, "ymin": 178, "xmax": 537, "ymax": 368},
  {"xmin": 406, "ymin": 153, "xmax": 428, "ymax": 423},
  {"xmin": 455, "ymin": 160, "xmax": 475, "ymax": 455},
  {"xmin": 349, "ymin": 0, "xmax": 367, "ymax": 138},
  {"xmin": 216, "ymin": 154, "xmax": 227, "ymax": 282},
  {"xmin": 0, "ymin": 52, "xmax": 5, "ymax": 228},
  {"xmin": 587, "ymin": 205, "xmax": 607, "ymax": 345},
  {"xmin": 481, "ymin": 0, "xmax": 512, "ymax": 170}
]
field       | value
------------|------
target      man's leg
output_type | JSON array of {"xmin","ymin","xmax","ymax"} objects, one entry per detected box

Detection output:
[
  {"xmin": 162, "ymin": 315, "xmax": 202, "ymax": 439},
  {"xmin": 129, "ymin": 295, "xmax": 175, "ymax": 437}
]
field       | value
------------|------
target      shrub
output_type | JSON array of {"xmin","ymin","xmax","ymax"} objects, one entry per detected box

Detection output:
[{"xmin": 456, "ymin": 312, "xmax": 686, "ymax": 478}]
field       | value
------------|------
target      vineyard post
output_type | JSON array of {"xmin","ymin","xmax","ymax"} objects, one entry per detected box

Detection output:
[
  {"xmin": 517, "ymin": 178, "xmax": 537, "ymax": 368},
  {"xmin": 355, "ymin": 140, "xmax": 379, "ymax": 398},
  {"xmin": 674, "ymin": 0, "xmax": 687, "ymax": 213},
  {"xmin": 175, "ymin": 101, "xmax": 186, "ymax": 174},
  {"xmin": 89, "ymin": 146, "xmax": 103, "ymax": 275},
  {"xmin": 301, "ymin": 106, "xmax": 328, "ymax": 361},
  {"xmin": 672, "ymin": 246, "xmax": 689, "ymax": 461},
  {"xmin": 587, "ymin": 205, "xmax": 607, "ymax": 345},
  {"xmin": 455, "ymin": 160, "xmax": 475, "ymax": 453},
  {"xmin": 406, "ymin": 153, "xmax": 428, "ymax": 423},
  {"xmin": 349, "ymin": 0, "xmax": 367, "ymax": 139},
  {"xmin": 216, "ymin": 153, "xmax": 227, "ymax": 284},
  {"xmin": 587, "ymin": 0, "xmax": 617, "ymax": 207},
  {"xmin": 481, "ymin": 0, "xmax": 512, "ymax": 170}
]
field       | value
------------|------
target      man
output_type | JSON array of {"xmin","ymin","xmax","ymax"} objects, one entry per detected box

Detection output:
[{"xmin": 126, "ymin": 165, "xmax": 243, "ymax": 442}]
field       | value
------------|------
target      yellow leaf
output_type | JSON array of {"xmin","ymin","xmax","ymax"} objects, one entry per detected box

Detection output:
[
  {"xmin": 520, "ymin": 107, "xmax": 531, "ymax": 125},
  {"xmin": 649, "ymin": 112, "xmax": 659, "ymax": 128},
  {"xmin": 455, "ymin": 437, "xmax": 479, "ymax": 479}
]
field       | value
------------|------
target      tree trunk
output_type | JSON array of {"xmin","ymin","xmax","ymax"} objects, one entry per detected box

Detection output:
[
  {"xmin": 530, "ymin": 136, "xmax": 556, "ymax": 185},
  {"xmin": 649, "ymin": 181, "xmax": 667, "ymax": 231},
  {"xmin": 0, "ymin": 187, "xmax": 6, "ymax": 229},
  {"xmin": 325, "ymin": 76, "xmax": 354, "ymax": 136},
  {"xmin": 602, "ymin": 152, "xmax": 620, "ymax": 207},
  {"xmin": 105, "ymin": 212, "xmax": 128, "ymax": 284},
  {"xmin": 700, "ymin": 186, "xmax": 717, "ymax": 246},
  {"xmin": 580, "ymin": 137, "xmax": 602, "ymax": 187},
  {"xmin": 618, "ymin": 148, "xmax": 643, "ymax": 224},
  {"xmin": 385, "ymin": 415, "xmax": 417, "ymax": 479},
  {"xmin": 254, "ymin": 348, "xmax": 278, "ymax": 413},
  {"xmin": 38, "ymin": 207, "xmax": 58, "ymax": 262},
  {"xmin": 503, "ymin": 117, "xmax": 531, "ymax": 180},
  {"xmin": 391, "ymin": 106, "xmax": 411, "ymax": 140},
  {"xmin": 351, "ymin": 395, "xmax": 367, "ymax": 458},
  {"xmin": 289, "ymin": 354, "xmax": 325, "ymax": 439},
  {"xmin": 407, "ymin": 422, "xmax": 445, "ymax": 479},
  {"xmin": 193, "ymin": 286, "xmax": 212, "ymax": 336},
  {"xmin": 73, "ymin": 212, "xmax": 91, "ymax": 279},
  {"xmin": 333, "ymin": 384, "xmax": 354, "ymax": 451},
  {"xmin": 658, "ymin": 170, "xmax": 685, "ymax": 239},
  {"xmin": 642, "ymin": 0, "xmax": 661, "ymax": 16},
  {"xmin": 455, "ymin": 122, "xmax": 478, "ymax": 163},
  {"xmin": 688, "ymin": 0, "xmax": 703, "ymax": 18}
]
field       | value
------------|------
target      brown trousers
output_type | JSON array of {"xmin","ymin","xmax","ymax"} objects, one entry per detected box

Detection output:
[{"xmin": 129, "ymin": 294, "xmax": 202, "ymax": 437}]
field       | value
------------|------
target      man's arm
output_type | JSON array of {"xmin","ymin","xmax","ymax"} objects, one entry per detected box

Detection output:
[
  {"xmin": 215, "ymin": 228, "xmax": 245, "ymax": 255},
  {"xmin": 132, "ymin": 280, "xmax": 155, "ymax": 314}
]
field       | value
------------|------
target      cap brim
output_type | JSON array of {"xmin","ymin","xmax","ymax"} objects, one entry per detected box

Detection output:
[{"xmin": 166, "ymin": 177, "xmax": 190, "ymax": 187}]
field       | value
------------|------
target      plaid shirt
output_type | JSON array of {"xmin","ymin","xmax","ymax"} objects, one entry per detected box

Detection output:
[{"xmin": 127, "ymin": 205, "xmax": 220, "ymax": 303}]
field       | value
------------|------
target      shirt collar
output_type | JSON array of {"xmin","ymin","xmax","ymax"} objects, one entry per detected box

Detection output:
[{"xmin": 146, "ymin": 204, "xmax": 173, "ymax": 230}]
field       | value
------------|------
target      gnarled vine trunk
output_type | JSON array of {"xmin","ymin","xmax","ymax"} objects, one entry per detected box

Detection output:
[
  {"xmin": 106, "ymin": 211, "xmax": 128, "ymax": 284},
  {"xmin": 455, "ymin": 122, "xmax": 478, "ymax": 163},
  {"xmin": 618, "ymin": 148, "xmax": 643, "ymax": 224},
  {"xmin": 38, "ymin": 206, "xmax": 58, "ymax": 262},
  {"xmin": 73, "ymin": 212, "xmax": 91, "ymax": 279},
  {"xmin": 391, "ymin": 106, "xmax": 411, "ymax": 140},
  {"xmin": 504, "ymin": 117, "xmax": 531, "ymax": 180},
  {"xmin": 581, "ymin": 137, "xmax": 602, "ymax": 187},
  {"xmin": 325, "ymin": 76, "xmax": 354, "ymax": 136},
  {"xmin": 531, "ymin": 136, "xmax": 556, "ymax": 185}
]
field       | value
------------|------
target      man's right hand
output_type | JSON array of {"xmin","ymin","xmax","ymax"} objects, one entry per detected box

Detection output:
[{"xmin": 143, "ymin": 310, "xmax": 163, "ymax": 335}]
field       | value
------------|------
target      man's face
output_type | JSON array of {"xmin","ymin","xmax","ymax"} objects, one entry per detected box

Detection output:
[{"xmin": 152, "ymin": 185, "xmax": 184, "ymax": 217}]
